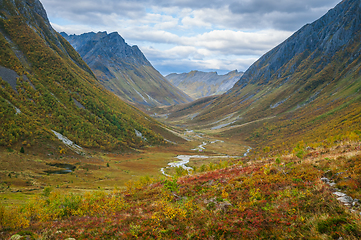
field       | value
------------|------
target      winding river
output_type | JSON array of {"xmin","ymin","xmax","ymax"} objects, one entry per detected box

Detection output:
[
  {"xmin": 160, "ymin": 139, "xmax": 252, "ymax": 177},
  {"xmin": 160, "ymin": 155, "xmax": 233, "ymax": 177}
]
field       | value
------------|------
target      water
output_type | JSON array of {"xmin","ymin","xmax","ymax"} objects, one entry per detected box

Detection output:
[
  {"xmin": 161, "ymin": 155, "xmax": 233, "ymax": 177},
  {"xmin": 161, "ymin": 136, "xmax": 248, "ymax": 177},
  {"xmin": 44, "ymin": 163, "xmax": 76, "ymax": 175},
  {"xmin": 244, "ymin": 147, "xmax": 252, "ymax": 156}
]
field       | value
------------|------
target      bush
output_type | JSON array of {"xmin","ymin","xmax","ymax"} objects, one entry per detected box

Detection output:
[
  {"xmin": 163, "ymin": 178, "xmax": 178, "ymax": 192},
  {"xmin": 317, "ymin": 217, "xmax": 347, "ymax": 234}
]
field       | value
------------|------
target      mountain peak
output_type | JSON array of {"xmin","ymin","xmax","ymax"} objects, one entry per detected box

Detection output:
[
  {"xmin": 0, "ymin": 0, "xmax": 171, "ymax": 151},
  {"xmin": 92, "ymin": 31, "xmax": 107, "ymax": 40},
  {"xmin": 62, "ymin": 32, "xmax": 192, "ymax": 107},
  {"xmin": 167, "ymin": 70, "xmax": 243, "ymax": 99},
  {"xmin": 97, "ymin": 31, "xmax": 108, "ymax": 36},
  {"xmin": 227, "ymin": 70, "xmax": 239, "ymax": 74},
  {"xmin": 24, "ymin": 0, "xmax": 50, "ymax": 23},
  {"xmin": 233, "ymin": 0, "xmax": 360, "ymax": 87},
  {"xmin": 190, "ymin": 0, "xmax": 361, "ymax": 138}
]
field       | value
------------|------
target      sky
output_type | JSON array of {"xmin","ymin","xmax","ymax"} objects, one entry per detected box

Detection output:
[{"xmin": 40, "ymin": 0, "xmax": 340, "ymax": 76}]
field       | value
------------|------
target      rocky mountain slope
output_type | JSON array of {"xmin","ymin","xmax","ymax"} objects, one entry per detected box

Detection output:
[
  {"xmin": 179, "ymin": 0, "xmax": 361, "ymax": 149},
  {"xmin": 61, "ymin": 32, "xmax": 193, "ymax": 107},
  {"xmin": 166, "ymin": 70, "xmax": 243, "ymax": 99},
  {"xmin": 0, "ymin": 0, "xmax": 182, "ymax": 152}
]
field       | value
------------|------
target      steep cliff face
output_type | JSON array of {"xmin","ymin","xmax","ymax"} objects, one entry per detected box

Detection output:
[
  {"xmin": 166, "ymin": 70, "xmax": 243, "ymax": 99},
  {"xmin": 186, "ymin": 0, "xmax": 361, "ymax": 143},
  {"xmin": 235, "ymin": 0, "xmax": 361, "ymax": 88},
  {"xmin": 62, "ymin": 32, "xmax": 193, "ymax": 107},
  {"xmin": 0, "ymin": 0, "xmax": 177, "ymax": 151}
]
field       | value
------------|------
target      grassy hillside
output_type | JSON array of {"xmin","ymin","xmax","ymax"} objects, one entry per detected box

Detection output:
[
  {"xmin": 164, "ymin": 0, "xmax": 361, "ymax": 153},
  {"xmin": 0, "ymin": 0, "xmax": 171, "ymax": 151}
]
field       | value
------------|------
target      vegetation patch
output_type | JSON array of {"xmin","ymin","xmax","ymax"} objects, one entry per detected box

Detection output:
[{"xmin": 1, "ymin": 140, "xmax": 361, "ymax": 239}]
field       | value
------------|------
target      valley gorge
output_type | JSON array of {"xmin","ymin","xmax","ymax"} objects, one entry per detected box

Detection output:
[
  {"xmin": 61, "ymin": 31, "xmax": 193, "ymax": 108},
  {"xmin": 1, "ymin": 0, "xmax": 361, "ymax": 239}
]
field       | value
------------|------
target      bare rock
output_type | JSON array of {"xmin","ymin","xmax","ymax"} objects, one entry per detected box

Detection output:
[
  {"xmin": 333, "ymin": 192, "xmax": 346, "ymax": 197},
  {"xmin": 321, "ymin": 177, "xmax": 330, "ymax": 183},
  {"xmin": 217, "ymin": 201, "xmax": 233, "ymax": 212},
  {"xmin": 337, "ymin": 196, "xmax": 353, "ymax": 204}
]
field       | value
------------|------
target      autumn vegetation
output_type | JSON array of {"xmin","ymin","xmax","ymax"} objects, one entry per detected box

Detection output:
[
  {"xmin": 0, "ymin": 4, "xmax": 166, "ymax": 151},
  {"xmin": 1, "ymin": 0, "xmax": 361, "ymax": 239},
  {"xmin": 1, "ymin": 136, "xmax": 361, "ymax": 239}
]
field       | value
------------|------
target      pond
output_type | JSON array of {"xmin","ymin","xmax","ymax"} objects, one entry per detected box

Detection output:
[{"xmin": 44, "ymin": 163, "xmax": 76, "ymax": 175}]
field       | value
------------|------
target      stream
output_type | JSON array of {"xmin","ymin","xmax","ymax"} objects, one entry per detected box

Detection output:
[
  {"xmin": 160, "ymin": 155, "xmax": 232, "ymax": 177},
  {"xmin": 161, "ymin": 138, "xmax": 252, "ymax": 177}
]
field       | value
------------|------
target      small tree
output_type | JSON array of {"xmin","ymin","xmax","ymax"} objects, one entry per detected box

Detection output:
[{"xmin": 20, "ymin": 146, "xmax": 25, "ymax": 154}]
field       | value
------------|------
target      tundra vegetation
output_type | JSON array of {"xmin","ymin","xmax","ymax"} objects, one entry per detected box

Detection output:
[
  {"xmin": 1, "ymin": 133, "xmax": 361, "ymax": 239},
  {"xmin": 1, "ymin": 0, "xmax": 361, "ymax": 239}
]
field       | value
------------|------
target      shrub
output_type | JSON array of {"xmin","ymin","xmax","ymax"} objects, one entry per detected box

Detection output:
[
  {"xmin": 42, "ymin": 187, "xmax": 52, "ymax": 197},
  {"xmin": 163, "ymin": 178, "xmax": 178, "ymax": 192},
  {"xmin": 317, "ymin": 217, "xmax": 347, "ymax": 234}
]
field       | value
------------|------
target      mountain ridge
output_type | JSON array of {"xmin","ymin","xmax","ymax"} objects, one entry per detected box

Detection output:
[
  {"xmin": 0, "ymin": 0, "xmax": 184, "ymax": 151},
  {"xmin": 165, "ymin": 0, "xmax": 361, "ymax": 151},
  {"xmin": 2, "ymin": 1, "xmax": 361, "ymax": 239},
  {"xmin": 235, "ymin": 0, "xmax": 361, "ymax": 88},
  {"xmin": 61, "ymin": 31, "xmax": 193, "ymax": 107},
  {"xmin": 166, "ymin": 70, "xmax": 243, "ymax": 99}
]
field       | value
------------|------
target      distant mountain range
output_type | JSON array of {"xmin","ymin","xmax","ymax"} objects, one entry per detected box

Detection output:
[
  {"xmin": 0, "ymin": 0, "xmax": 183, "ymax": 151},
  {"xmin": 166, "ymin": 70, "xmax": 243, "ymax": 99},
  {"xmin": 61, "ymin": 32, "xmax": 193, "ymax": 107},
  {"xmin": 163, "ymin": 0, "xmax": 361, "ymax": 147}
]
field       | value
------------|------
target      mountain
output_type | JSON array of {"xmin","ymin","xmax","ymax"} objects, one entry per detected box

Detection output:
[
  {"xmin": 166, "ymin": 70, "xmax": 243, "ymax": 99},
  {"xmin": 61, "ymin": 32, "xmax": 193, "ymax": 107},
  {"xmin": 176, "ymin": 0, "xmax": 361, "ymax": 149},
  {"xmin": 0, "ymin": 0, "xmax": 183, "ymax": 152}
]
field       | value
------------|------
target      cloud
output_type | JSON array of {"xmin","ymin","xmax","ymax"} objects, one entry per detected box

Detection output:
[
  {"xmin": 169, "ymin": 2, "xmax": 340, "ymax": 32},
  {"xmin": 42, "ymin": 0, "xmax": 340, "ymax": 31},
  {"xmin": 151, "ymin": 56, "xmax": 258, "ymax": 76},
  {"xmin": 227, "ymin": 0, "xmax": 340, "ymax": 31},
  {"xmin": 51, "ymin": 23, "xmax": 95, "ymax": 34},
  {"xmin": 42, "ymin": 0, "xmax": 146, "ymax": 20},
  {"xmin": 184, "ymin": 30, "xmax": 292, "ymax": 55},
  {"xmin": 140, "ymin": 37, "xmax": 266, "ymax": 75},
  {"xmin": 42, "ymin": 0, "xmax": 341, "ymax": 74},
  {"xmin": 130, "ymin": 28, "xmax": 291, "ymax": 62}
]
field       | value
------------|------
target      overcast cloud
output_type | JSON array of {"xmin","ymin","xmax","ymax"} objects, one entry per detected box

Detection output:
[{"xmin": 41, "ymin": 0, "xmax": 340, "ymax": 75}]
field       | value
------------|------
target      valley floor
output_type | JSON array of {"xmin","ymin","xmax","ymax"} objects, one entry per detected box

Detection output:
[
  {"xmin": 1, "ymin": 128, "xmax": 361, "ymax": 239},
  {"xmin": 0, "ymin": 129, "xmax": 247, "ymax": 206}
]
